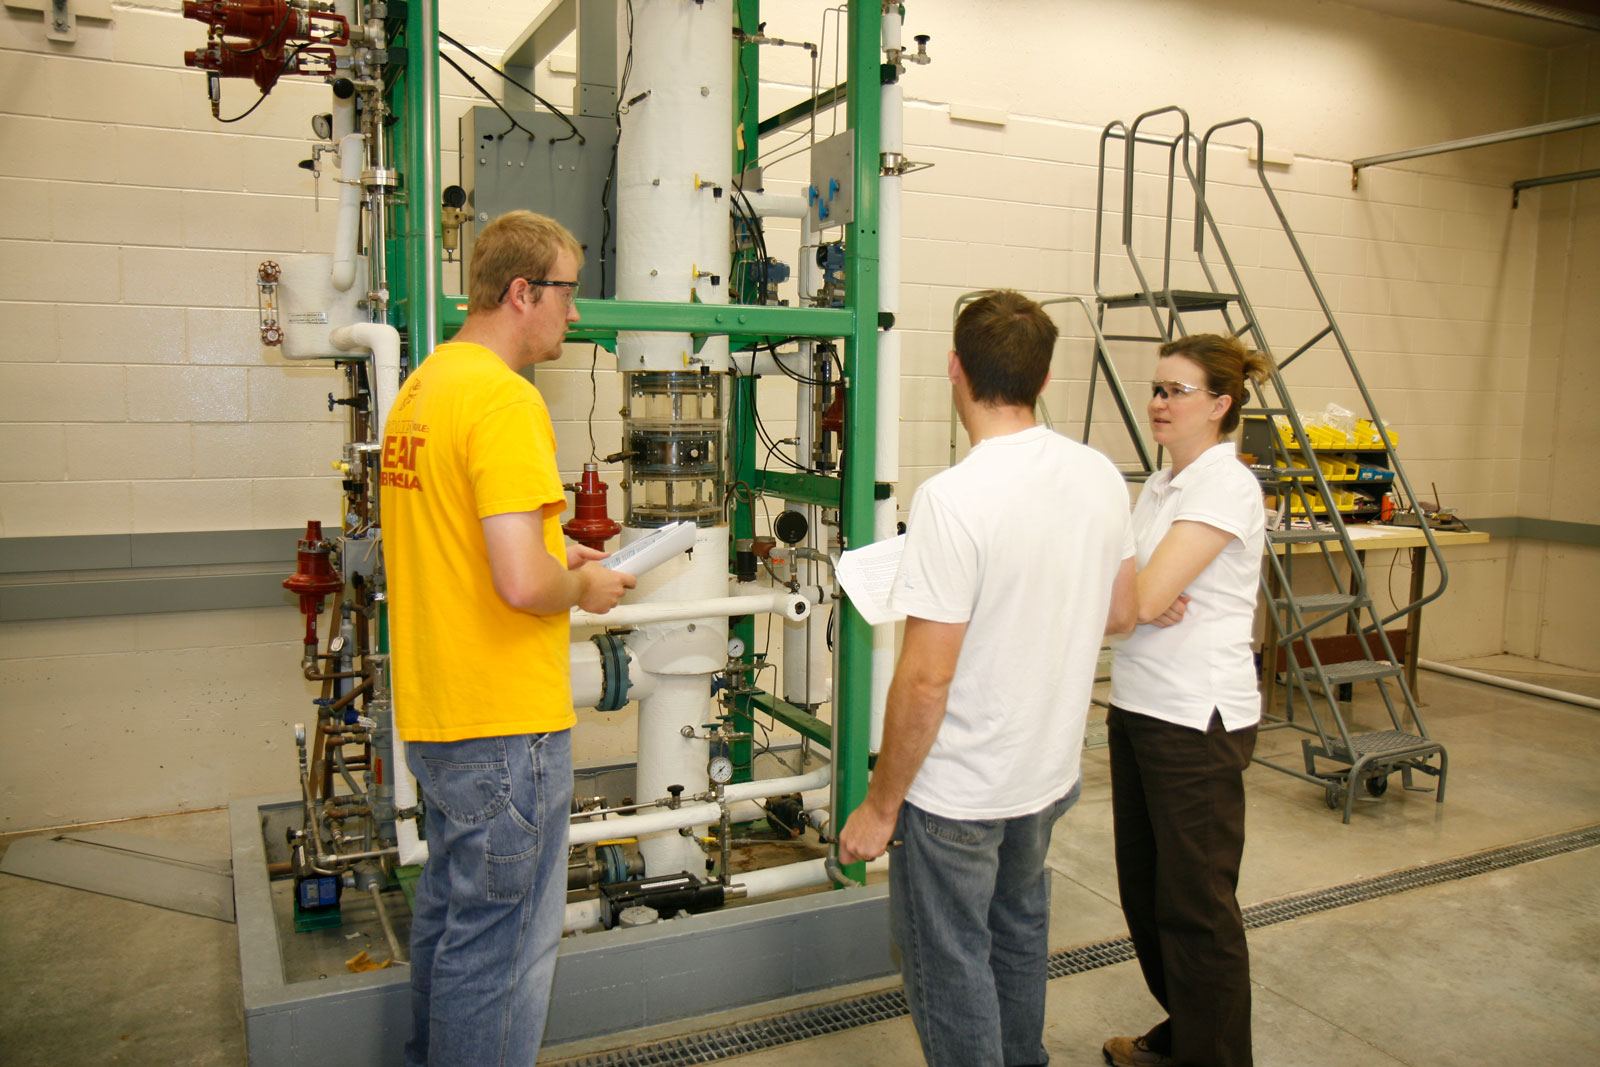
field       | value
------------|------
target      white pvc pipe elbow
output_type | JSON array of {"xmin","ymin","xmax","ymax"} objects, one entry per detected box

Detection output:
[{"xmin": 329, "ymin": 322, "xmax": 401, "ymax": 433}]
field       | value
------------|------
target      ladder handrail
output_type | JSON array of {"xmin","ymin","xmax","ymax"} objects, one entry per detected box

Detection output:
[
  {"xmin": 1039, "ymin": 295, "xmax": 1155, "ymax": 472},
  {"xmin": 1194, "ymin": 117, "xmax": 1451, "ymax": 627}
]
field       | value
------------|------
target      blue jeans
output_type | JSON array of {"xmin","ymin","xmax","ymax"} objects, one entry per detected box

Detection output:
[
  {"xmin": 889, "ymin": 782, "xmax": 1080, "ymax": 1067},
  {"xmin": 404, "ymin": 730, "xmax": 573, "ymax": 1067}
]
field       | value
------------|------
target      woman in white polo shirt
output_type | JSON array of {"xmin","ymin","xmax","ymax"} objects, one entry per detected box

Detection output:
[{"xmin": 1102, "ymin": 334, "xmax": 1270, "ymax": 1067}]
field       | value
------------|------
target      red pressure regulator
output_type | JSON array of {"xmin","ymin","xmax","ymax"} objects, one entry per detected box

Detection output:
[
  {"xmin": 562, "ymin": 464, "xmax": 622, "ymax": 551},
  {"xmin": 283, "ymin": 520, "xmax": 343, "ymax": 651}
]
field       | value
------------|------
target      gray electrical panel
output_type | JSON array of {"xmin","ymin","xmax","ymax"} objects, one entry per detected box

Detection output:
[{"xmin": 460, "ymin": 107, "xmax": 618, "ymax": 299}]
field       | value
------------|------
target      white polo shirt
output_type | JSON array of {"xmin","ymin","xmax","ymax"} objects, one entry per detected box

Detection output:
[
  {"xmin": 1110, "ymin": 442, "xmax": 1265, "ymax": 731},
  {"xmin": 889, "ymin": 425, "xmax": 1134, "ymax": 820}
]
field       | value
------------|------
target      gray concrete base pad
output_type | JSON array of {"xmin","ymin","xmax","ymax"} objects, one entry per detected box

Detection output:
[{"xmin": 231, "ymin": 795, "xmax": 895, "ymax": 1066}]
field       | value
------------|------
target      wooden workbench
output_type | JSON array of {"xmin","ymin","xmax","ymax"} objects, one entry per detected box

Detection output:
[{"xmin": 1262, "ymin": 525, "xmax": 1490, "ymax": 710}]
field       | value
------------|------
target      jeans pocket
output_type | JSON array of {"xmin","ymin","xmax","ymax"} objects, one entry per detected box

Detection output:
[
  {"xmin": 484, "ymin": 734, "xmax": 554, "ymax": 902},
  {"xmin": 920, "ymin": 810, "xmax": 995, "ymax": 846},
  {"xmin": 417, "ymin": 737, "xmax": 512, "ymax": 824}
]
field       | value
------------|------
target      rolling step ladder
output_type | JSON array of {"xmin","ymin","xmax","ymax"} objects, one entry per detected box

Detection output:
[{"xmin": 1086, "ymin": 107, "xmax": 1450, "ymax": 822}]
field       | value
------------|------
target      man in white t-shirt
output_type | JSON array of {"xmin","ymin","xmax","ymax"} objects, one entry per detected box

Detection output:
[{"xmin": 838, "ymin": 289, "xmax": 1136, "ymax": 1067}]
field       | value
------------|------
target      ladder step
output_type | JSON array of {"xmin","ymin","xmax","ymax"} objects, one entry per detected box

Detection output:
[
  {"xmin": 1099, "ymin": 289, "xmax": 1239, "ymax": 312},
  {"xmin": 1327, "ymin": 729, "xmax": 1441, "ymax": 761},
  {"xmin": 1254, "ymin": 467, "xmax": 1317, "ymax": 482},
  {"xmin": 1314, "ymin": 660, "xmax": 1403, "ymax": 685},
  {"xmin": 1276, "ymin": 593, "xmax": 1358, "ymax": 613}
]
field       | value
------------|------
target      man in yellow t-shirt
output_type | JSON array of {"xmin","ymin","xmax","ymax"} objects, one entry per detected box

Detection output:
[{"xmin": 381, "ymin": 211, "xmax": 634, "ymax": 1067}]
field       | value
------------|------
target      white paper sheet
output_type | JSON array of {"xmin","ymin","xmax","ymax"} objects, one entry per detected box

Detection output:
[{"xmin": 835, "ymin": 534, "xmax": 907, "ymax": 627}]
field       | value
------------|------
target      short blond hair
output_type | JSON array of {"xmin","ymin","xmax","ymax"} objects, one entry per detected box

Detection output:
[{"xmin": 467, "ymin": 211, "xmax": 584, "ymax": 315}]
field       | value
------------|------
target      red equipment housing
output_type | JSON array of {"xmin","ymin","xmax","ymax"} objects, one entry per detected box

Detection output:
[
  {"xmin": 283, "ymin": 520, "xmax": 343, "ymax": 648},
  {"xmin": 182, "ymin": 0, "xmax": 348, "ymax": 94},
  {"xmin": 562, "ymin": 464, "xmax": 622, "ymax": 551}
]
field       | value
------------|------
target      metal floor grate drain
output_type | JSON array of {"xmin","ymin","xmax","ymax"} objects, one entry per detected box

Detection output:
[{"xmin": 549, "ymin": 824, "xmax": 1600, "ymax": 1067}]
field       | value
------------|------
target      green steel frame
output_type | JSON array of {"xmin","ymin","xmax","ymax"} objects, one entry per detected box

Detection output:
[{"xmin": 386, "ymin": 1, "xmax": 885, "ymax": 882}]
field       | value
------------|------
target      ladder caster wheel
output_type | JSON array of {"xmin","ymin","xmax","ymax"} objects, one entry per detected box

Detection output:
[
  {"xmin": 1364, "ymin": 774, "xmax": 1389, "ymax": 798},
  {"xmin": 1324, "ymin": 783, "xmax": 1342, "ymax": 810}
]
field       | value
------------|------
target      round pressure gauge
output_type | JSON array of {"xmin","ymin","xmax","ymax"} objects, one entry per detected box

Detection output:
[
  {"xmin": 727, "ymin": 635, "xmax": 747, "ymax": 657},
  {"xmin": 708, "ymin": 755, "xmax": 735, "ymax": 785}
]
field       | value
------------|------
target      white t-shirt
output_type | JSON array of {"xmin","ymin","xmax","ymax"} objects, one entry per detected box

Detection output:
[
  {"xmin": 1110, "ymin": 441, "xmax": 1265, "ymax": 730},
  {"xmin": 888, "ymin": 424, "xmax": 1134, "ymax": 820}
]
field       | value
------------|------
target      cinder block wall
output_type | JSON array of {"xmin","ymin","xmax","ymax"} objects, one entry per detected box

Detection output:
[{"xmin": 0, "ymin": 0, "xmax": 1591, "ymax": 830}]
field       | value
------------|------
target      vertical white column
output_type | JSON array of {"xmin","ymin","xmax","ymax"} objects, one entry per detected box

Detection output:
[
  {"xmin": 615, "ymin": 0, "xmax": 732, "ymax": 373},
  {"xmin": 870, "ymin": 6, "xmax": 907, "ymax": 751},
  {"xmin": 612, "ymin": 0, "xmax": 735, "ymax": 877}
]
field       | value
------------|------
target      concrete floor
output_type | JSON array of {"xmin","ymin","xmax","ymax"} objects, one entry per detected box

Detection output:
[{"xmin": 2, "ymin": 657, "xmax": 1597, "ymax": 1067}]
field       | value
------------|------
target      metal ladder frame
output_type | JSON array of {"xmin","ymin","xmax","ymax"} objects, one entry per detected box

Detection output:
[{"xmin": 1088, "ymin": 106, "xmax": 1450, "ymax": 822}]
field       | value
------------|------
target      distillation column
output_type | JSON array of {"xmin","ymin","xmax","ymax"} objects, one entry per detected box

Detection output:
[{"xmin": 614, "ymin": 0, "xmax": 733, "ymax": 877}]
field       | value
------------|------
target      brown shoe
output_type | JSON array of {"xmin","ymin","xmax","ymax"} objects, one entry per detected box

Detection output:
[{"xmin": 1102, "ymin": 1034, "xmax": 1178, "ymax": 1067}]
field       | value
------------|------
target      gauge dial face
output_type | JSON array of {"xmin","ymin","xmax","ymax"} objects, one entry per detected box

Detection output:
[
  {"xmin": 727, "ymin": 636, "xmax": 747, "ymax": 657},
  {"xmin": 708, "ymin": 755, "xmax": 735, "ymax": 784}
]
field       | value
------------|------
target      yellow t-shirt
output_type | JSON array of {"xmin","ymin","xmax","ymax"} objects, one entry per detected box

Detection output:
[{"xmin": 380, "ymin": 341, "xmax": 575, "ymax": 741}]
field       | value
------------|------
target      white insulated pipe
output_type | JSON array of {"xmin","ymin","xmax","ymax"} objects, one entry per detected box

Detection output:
[
  {"xmin": 571, "ymin": 588, "xmax": 811, "ymax": 630},
  {"xmin": 783, "ymin": 184, "xmax": 829, "ymax": 708},
  {"xmin": 329, "ymin": 322, "xmax": 402, "ymax": 433},
  {"xmin": 569, "ymin": 800, "xmax": 722, "ymax": 848},
  {"xmin": 331, "ymin": 133, "xmax": 365, "ymax": 292},
  {"xmin": 740, "ymin": 191, "xmax": 810, "ymax": 220},
  {"xmin": 562, "ymin": 850, "xmax": 885, "ymax": 934},
  {"xmin": 870, "ymin": 497, "xmax": 898, "ymax": 751},
  {"xmin": 868, "ymin": 7, "xmax": 909, "ymax": 751},
  {"xmin": 723, "ymin": 764, "xmax": 829, "ymax": 805},
  {"xmin": 612, "ymin": 0, "xmax": 735, "ymax": 875},
  {"xmin": 391, "ymin": 733, "xmax": 427, "ymax": 865},
  {"xmin": 1419, "ymin": 659, "xmax": 1600, "ymax": 710},
  {"xmin": 730, "ymin": 347, "xmax": 815, "ymax": 378},
  {"xmin": 733, "ymin": 854, "xmax": 888, "ymax": 897}
]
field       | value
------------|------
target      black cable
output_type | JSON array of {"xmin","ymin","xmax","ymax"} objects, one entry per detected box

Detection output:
[
  {"xmin": 765, "ymin": 340, "xmax": 826, "ymax": 386},
  {"xmin": 587, "ymin": 344, "xmax": 600, "ymax": 463},
  {"xmin": 754, "ymin": 408, "xmax": 809, "ymax": 472},
  {"xmin": 600, "ymin": 0, "xmax": 635, "ymax": 298},
  {"xmin": 438, "ymin": 30, "xmax": 584, "ymax": 145},
  {"xmin": 216, "ymin": 43, "xmax": 311, "ymax": 124},
  {"xmin": 438, "ymin": 51, "xmax": 541, "ymax": 142}
]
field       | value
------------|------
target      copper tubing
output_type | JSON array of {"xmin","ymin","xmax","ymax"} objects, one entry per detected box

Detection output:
[
  {"xmin": 324, "ymin": 804, "xmax": 373, "ymax": 819},
  {"xmin": 326, "ymin": 680, "xmax": 372, "ymax": 713},
  {"xmin": 304, "ymin": 665, "xmax": 368, "ymax": 681}
]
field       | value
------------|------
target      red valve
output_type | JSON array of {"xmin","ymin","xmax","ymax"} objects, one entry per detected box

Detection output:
[
  {"xmin": 562, "ymin": 464, "xmax": 622, "ymax": 551},
  {"xmin": 283, "ymin": 520, "xmax": 343, "ymax": 648},
  {"xmin": 182, "ymin": 0, "xmax": 348, "ymax": 97}
]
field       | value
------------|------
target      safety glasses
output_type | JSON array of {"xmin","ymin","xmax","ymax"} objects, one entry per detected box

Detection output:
[
  {"xmin": 1150, "ymin": 380, "xmax": 1217, "ymax": 400},
  {"xmin": 498, "ymin": 277, "xmax": 580, "ymax": 307}
]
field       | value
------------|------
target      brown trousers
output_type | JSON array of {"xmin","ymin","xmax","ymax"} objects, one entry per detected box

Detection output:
[{"xmin": 1107, "ymin": 705, "xmax": 1257, "ymax": 1067}]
